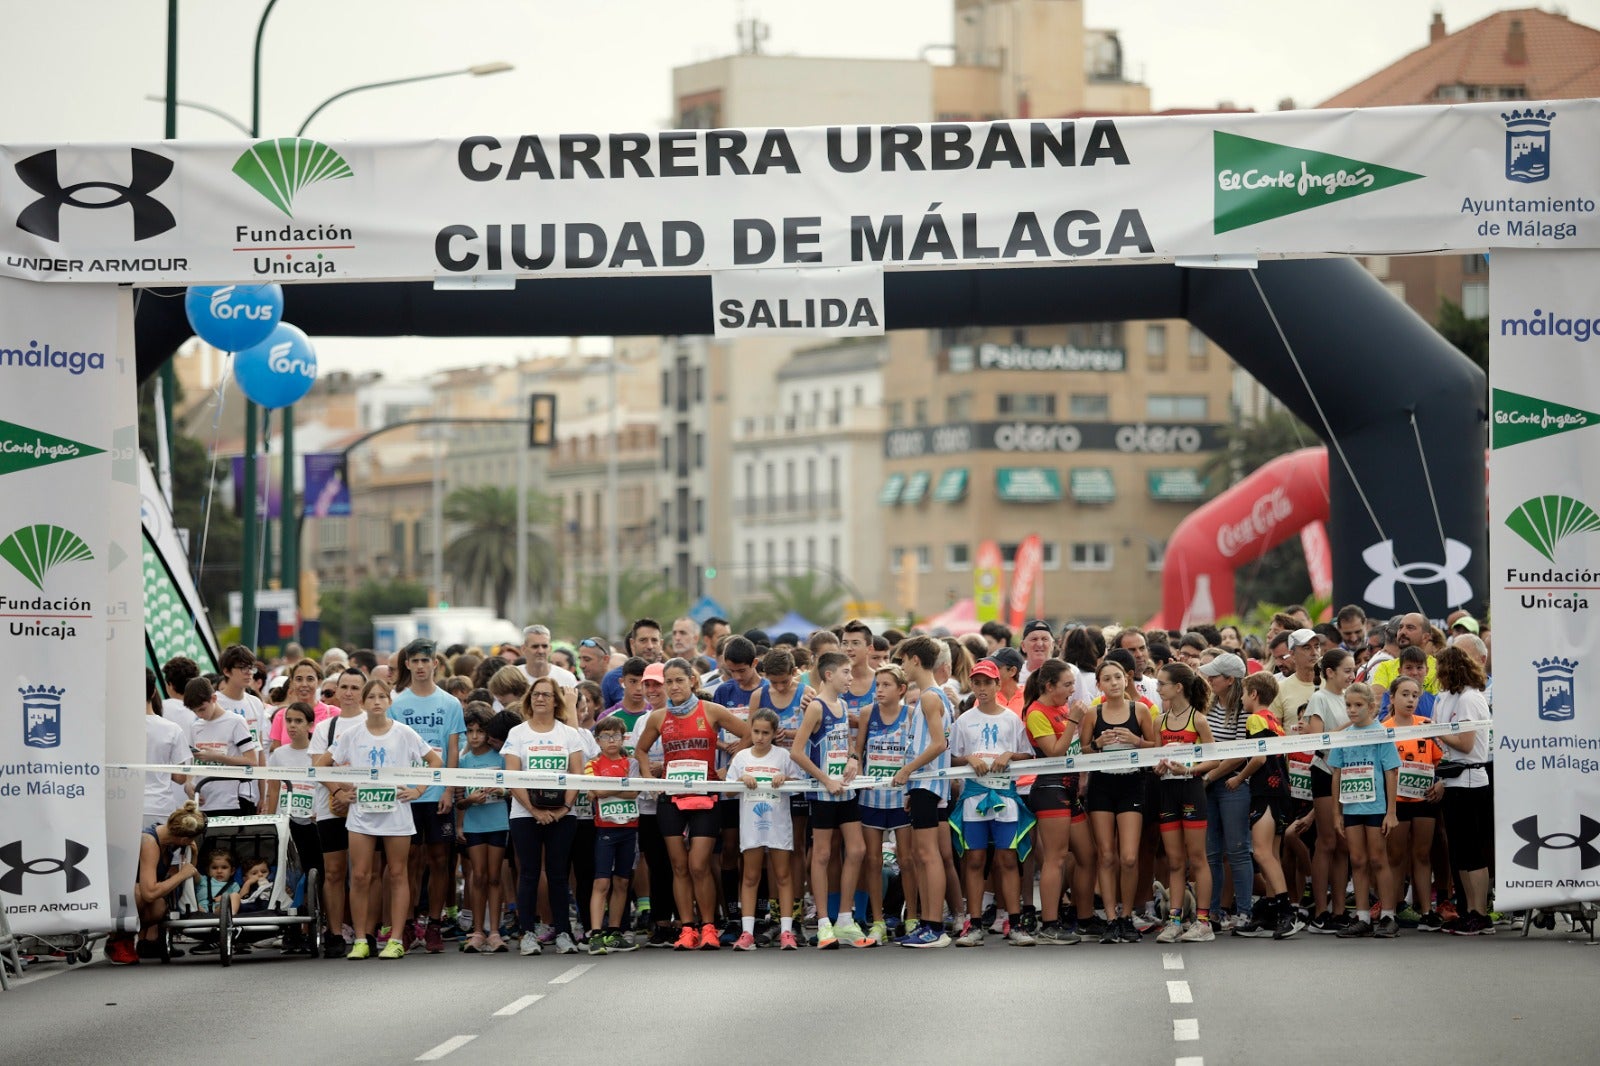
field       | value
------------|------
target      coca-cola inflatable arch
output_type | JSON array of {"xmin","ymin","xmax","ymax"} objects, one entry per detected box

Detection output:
[{"xmin": 1160, "ymin": 448, "xmax": 1329, "ymax": 627}]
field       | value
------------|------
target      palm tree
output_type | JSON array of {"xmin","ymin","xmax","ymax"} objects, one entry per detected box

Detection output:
[
  {"xmin": 762, "ymin": 572, "xmax": 847, "ymax": 628},
  {"xmin": 553, "ymin": 570, "xmax": 686, "ymax": 644},
  {"xmin": 442, "ymin": 485, "xmax": 558, "ymax": 619},
  {"xmin": 1199, "ymin": 407, "xmax": 1317, "ymax": 490}
]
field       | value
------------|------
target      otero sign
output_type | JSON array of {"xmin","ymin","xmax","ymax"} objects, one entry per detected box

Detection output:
[{"xmin": 883, "ymin": 420, "xmax": 1224, "ymax": 459}]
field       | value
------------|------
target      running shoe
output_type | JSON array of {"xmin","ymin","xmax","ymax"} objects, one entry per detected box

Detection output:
[
  {"xmin": 486, "ymin": 933, "xmax": 509, "ymax": 953},
  {"xmin": 815, "ymin": 918, "xmax": 839, "ymax": 950},
  {"xmin": 407, "ymin": 919, "xmax": 425, "ymax": 950},
  {"xmin": 554, "ymin": 932, "xmax": 578, "ymax": 955},
  {"xmin": 988, "ymin": 911, "xmax": 1009, "ymax": 936},
  {"xmin": 1374, "ymin": 916, "xmax": 1400, "ymax": 939},
  {"xmin": 1036, "ymin": 922, "xmax": 1081, "ymax": 945},
  {"xmin": 1082, "ymin": 914, "xmax": 1109, "ymax": 939},
  {"xmin": 719, "ymin": 919, "xmax": 742, "ymax": 946},
  {"xmin": 1273, "ymin": 911, "xmax": 1306, "ymax": 940},
  {"xmin": 1415, "ymin": 911, "xmax": 1443, "ymax": 932},
  {"xmin": 698, "ymin": 923, "xmax": 719, "ymax": 951},
  {"xmin": 1337, "ymin": 918, "xmax": 1375, "ymax": 938},
  {"xmin": 424, "ymin": 921, "xmax": 445, "ymax": 954},
  {"xmin": 519, "ymin": 932, "xmax": 542, "ymax": 956},
  {"xmin": 779, "ymin": 930, "xmax": 800, "ymax": 950},
  {"xmin": 1018, "ymin": 905, "xmax": 1039, "ymax": 934},
  {"xmin": 1438, "ymin": 901, "xmax": 1460, "ymax": 923},
  {"xmin": 1156, "ymin": 919, "xmax": 1184, "ymax": 944},
  {"xmin": 733, "ymin": 932, "xmax": 757, "ymax": 951},
  {"xmin": 896, "ymin": 919, "xmax": 921, "ymax": 944},
  {"xmin": 902, "ymin": 924, "xmax": 951, "ymax": 948},
  {"xmin": 673, "ymin": 925, "xmax": 701, "ymax": 951},
  {"xmin": 979, "ymin": 903, "xmax": 998, "ymax": 930},
  {"xmin": 1008, "ymin": 925, "xmax": 1037, "ymax": 946},
  {"xmin": 867, "ymin": 920, "xmax": 888, "ymax": 946},
  {"xmin": 323, "ymin": 935, "xmax": 346, "ymax": 959},
  {"xmin": 1306, "ymin": 912, "xmax": 1336, "ymax": 935},
  {"xmin": 1098, "ymin": 918, "xmax": 1121, "ymax": 945},
  {"xmin": 1395, "ymin": 905, "xmax": 1423, "ymax": 928},
  {"xmin": 953, "ymin": 922, "xmax": 985, "ymax": 947},
  {"xmin": 1119, "ymin": 917, "xmax": 1144, "ymax": 943},
  {"xmin": 647, "ymin": 926, "xmax": 675, "ymax": 949},
  {"xmin": 376, "ymin": 925, "xmax": 392, "ymax": 948},
  {"xmin": 1179, "ymin": 919, "xmax": 1215, "ymax": 942},
  {"xmin": 587, "ymin": 935, "xmax": 608, "ymax": 956},
  {"xmin": 106, "ymin": 935, "xmax": 139, "ymax": 965},
  {"xmin": 463, "ymin": 932, "xmax": 486, "ymax": 954},
  {"xmin": 609, "ymin": 931, "xmax": 638, "ymax": 953},
  {"xmin": 1132, "ymin": 909, "xmax": 1160, "ymax": 934},
  {"xmin": 1232, "ymin": 916, "xmax": 1274, "ymax": 938},
  {"xmin": 536, "ymin": 922, "xmax": 557, "ymax": 945},
  {"xmin": 379, "ymin": 938, "xmax": 406, "ymax": 959},
  {"xmin": 633, "ymin": 904, "xmax": 652, "ymax": 932},
  {"xmin": 1446, "ymin": 911, "xmax": 1493, "ymax": 936},
  {"xmin": 455, "ymin": 907, "xmax": 473, "ymax": 933},
  {"xmin": 833, "ymin": 919, "xmax": 870, "ymax": 947},
  {"xmin": 346, "ymin": 939, "xmax": 372, "ymax": 960}
]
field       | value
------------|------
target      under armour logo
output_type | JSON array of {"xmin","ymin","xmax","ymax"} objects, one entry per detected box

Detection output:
[
  {"xmin": 0, "ymin": 838, "xmax": 91, "ymax": 895},
  {"xmin": 1512, "ymin": 814, "xmax": 1600, "ymax": 870},
  {"xmin": 14, "ymin": 149, "xmax": 176, "ymax": 242},
  {"xmin": 1361, "ymin": 538, "xmax": 1473, "ymax": 610}
]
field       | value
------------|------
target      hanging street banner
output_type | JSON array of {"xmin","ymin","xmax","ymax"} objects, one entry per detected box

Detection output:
[
  {"xmin": 712, "ymin": 265, "xmax": 884, "ymax": 337},
  {"xmin": 303, "ymin": 452, "xmax": 351, "ymax": 518},
  {"xmin": 0, "ymin": 277, "xmax": 119, "ymax": 934},
  {"xmin": 0, "ymin": 100, "xmax": 1596, "ymax": 286},
  {"xmin": 1489, "ymin": 248, "xmax": 1600, "ymax": 911}
]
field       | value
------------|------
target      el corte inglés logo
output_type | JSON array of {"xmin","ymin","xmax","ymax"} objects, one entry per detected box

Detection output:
[{"xmin": 1213, "ymin": 131, "xmax": 1424, "ymax": 234}]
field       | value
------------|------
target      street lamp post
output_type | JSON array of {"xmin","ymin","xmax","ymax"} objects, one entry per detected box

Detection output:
[{"xmin": 151, "ymin": 9, "xmax": 510, "ymax": 648}]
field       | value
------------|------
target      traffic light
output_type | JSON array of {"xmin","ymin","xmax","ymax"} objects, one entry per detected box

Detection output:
[
  {"xmin": 704, "ymin": 567, "xmax": 717, "ymax": 580},
  {"xmin": 528, "ymin": 392, "xmax": 557, "ymax": 448}
]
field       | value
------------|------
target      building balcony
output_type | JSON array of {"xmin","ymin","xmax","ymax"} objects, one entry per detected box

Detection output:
[
  {"xmin": 732, "ymin": 491, "xmax": 843, "ymax": 523},
  {"xmin": 733, "ymin": 407, "xmax": 883, "ymax": 442}
]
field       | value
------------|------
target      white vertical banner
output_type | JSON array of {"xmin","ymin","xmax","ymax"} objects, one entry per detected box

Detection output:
[
  {"xmin": 105, "ymin": 290, "xmax": 144, "ymax": 931},
  {"xmin": 0, "ymin": 278, "xmax": 117, "ymax": 934},
  {"xmin": 1490, "ymin": 249, "xmax": 1600, "ymax": 910}
]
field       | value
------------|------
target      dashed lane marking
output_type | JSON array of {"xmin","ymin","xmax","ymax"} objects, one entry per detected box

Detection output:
[
  {"xmin": 1162, "ymin": 952, "xmax": 1184, "ymax": 970},
  {"xmin": 549, "ymin": 963, "xmax": 594, "ymax": 984},
  {"xmin": 1176, "ymin": 1058, "xmax": 1205, "ymax": 1066},
  {"xmin": 416, "ymin": 1035, "xmax": 477, "ymax": 1061},
  {"xmin": 493, "ymin": 994, "xmax": 545, "ymax": 1017},
  {"xmin": 1167, "ymin": 980, "xmax": 1193, "ymax": 1004},
  {"xmin": 1173, "ymin": 1019, "xmax": 1200, "ymax": 1043}
]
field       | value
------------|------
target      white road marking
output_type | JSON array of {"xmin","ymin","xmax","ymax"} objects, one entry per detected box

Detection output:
[
  {"xmin": 548, "ymin": 963, "xmax": 593, "ymax": 984},
  {"xmin": 1176, "ymin": 1058, "xmax": 1205, "ymax": 1066},
  {"xmin": 1173, "ymin": 1019, "xmax": 1200, "ymax": 1042},
  {"xmin": 1162, "ymin": 952, "xmax": 1185, "ymax": 970},
  {"xmin": 493, "ymin": 994, "xmax": 544, "ymax": 1016},
  {"xmin": 1167, "ymin": 980, "xmax": 1193, "ymax": 1004},
  {"xmin": 416, "ymin": 1035, "xmax": 477, "ymax": 1061}
]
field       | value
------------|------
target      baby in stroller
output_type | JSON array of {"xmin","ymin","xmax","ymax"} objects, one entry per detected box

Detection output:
[{"xmin": 197, "ymin": 850, "xmax": 273, "ymax": 916}]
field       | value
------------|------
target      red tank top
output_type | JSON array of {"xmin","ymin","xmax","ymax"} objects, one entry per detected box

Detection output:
[
  {"xmin": 1160, "ymin": 708, "xmax": 1201, "ymax": 747},
  {"xmin": 659, "ymin": 699, "xmax": 718, "ymax": 810}
]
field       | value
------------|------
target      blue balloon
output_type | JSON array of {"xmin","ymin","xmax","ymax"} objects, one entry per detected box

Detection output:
[
  {"xmin": 184, "ymin": 284, "xmax": 284, "ymax": 352},
  {"xmin": 234, "ymin": 323, "xmax": 317, "ymax": 410}
]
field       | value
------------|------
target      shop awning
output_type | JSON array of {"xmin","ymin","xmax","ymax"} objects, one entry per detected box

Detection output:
[
  {"xmin": 996, "ymin": 467, "xmax": 1063, "ymax": 503},
  {"xmin": 1149, "ymin": 468, "xmax": 1208, "ymax": 501},
  {"xmin": 1070, "ymin": 467, "xmax": 1116, "ymax": 503},
  {"xmin": 932, "ymin": 467, "xmax": 969, "ymax": 502},
  {"xmin": 878, "ymin": 472, "xmax": 906, "ymax": 504},
  {"xmin": 900, "ymin": 470, "xmax": 931, "ymax": 504}
]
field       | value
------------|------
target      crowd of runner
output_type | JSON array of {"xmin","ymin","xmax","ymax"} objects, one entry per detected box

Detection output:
[{"xmin": 118, "ymin": 604, "xmax": 1498, "ymax": 963}]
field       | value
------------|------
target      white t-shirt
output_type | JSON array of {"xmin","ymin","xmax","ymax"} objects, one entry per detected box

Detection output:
[
  {"xmin": 267, "ymin": 745, "xmax": 316, "ymax": 824},
  {"xmin": 503, "ymin": 720, "xmax": 589, "ymax": 819},
  {"xmin": 215, "ymin": 690, "xmax": 270, "ymax": 802},
  {"xmin": 162, "ymin": 697, "xmax": 196, "ymax": 735},
  {"xmin": 143, "ymin": 713, "xmax": 190, "ymax": 819},
  {"xmin": 187, "ymin": 712, "xmax": 258, "ymax": 812},
  {"xmin": 1433, "ymin": 687, "xmax": 1492, "ymax": 789},
  {"xmin": 1304, "ymin": 687, "xmax": 1351, "ymax": 772},
  {"xmin": 520, "ymin": 663, "xmax": 579, "ymax": 689},
  {"xmin": 308, "ymin": 713, "xmax": 367, "ymax": 822},
  {"xmin": 330, "ymin": 719, "xmax": 433, "ymax": 837},
  {"xmin": 1134, "ymin": 675, "xmax": 1160, "ymax": 706},
  {"xmin": 948, "ymin": 707, "xmax": 1031, "ymax": 822},
  {"xmin": 626, "ymin": 716, "xmax": 663, "ymax": 817},
  {"xmin": 727, "ymin": 747, "xmax": 799, "ymax": 852}
]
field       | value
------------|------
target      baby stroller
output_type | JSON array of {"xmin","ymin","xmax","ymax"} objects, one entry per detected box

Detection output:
[{"xmin": 159, "ymin": 814, "xmax": 323, "ymax": 966}]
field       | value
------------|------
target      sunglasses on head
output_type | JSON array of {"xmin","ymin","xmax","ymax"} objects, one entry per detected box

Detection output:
[{"xmin": 579, "ymin": 638, "xmax": 605, "ymax": 649}]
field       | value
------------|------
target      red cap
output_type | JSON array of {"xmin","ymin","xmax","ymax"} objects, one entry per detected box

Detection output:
[{"xmin": 969, "ymin": 659, "xmax": 1001, "ymax": 680}]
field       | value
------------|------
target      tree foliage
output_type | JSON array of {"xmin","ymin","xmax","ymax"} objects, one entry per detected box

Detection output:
[
  {"xmin": 759, "ymin": 572, "xmax": 847, "ymax": 628},
  {"xmin": 318, "ymin": 579, "xmax": 428, "ymax": 648},
  {"xmin": 553, "ymin": 570, "xmax": 685, "ymax": 644},
  {"xmin": 441, "ymin": 484, "xmax": 558, "ymax": 619},
  {"xmin": 1436, "ymin": 296, "xmax": 1488, "ymax": 375}
]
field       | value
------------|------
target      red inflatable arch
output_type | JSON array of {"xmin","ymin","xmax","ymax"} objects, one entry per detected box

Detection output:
[{"xmin": 1156, "ymin": 447, "xmax": 1329, "ymax": 628}]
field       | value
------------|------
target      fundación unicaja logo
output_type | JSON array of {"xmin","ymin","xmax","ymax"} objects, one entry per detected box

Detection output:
[
  {"xmin": 1503, "ymin": 108, "xmax": 1553, "ymax": 184},
  {"xmin": 0, "ymin": 524, "xmax": 94, "ymax": 590},
  {"xmin": 1534, "ymin": 657, "xmax": 1578, "ymax": 723},
  {"xmin": 1505, "ymin": 495, "xmax": 1600, "ymax": 562},
  {"xmin": 20, "ymin": 683, "xmax": 64, "ymax": 749},
  {"xmin": 232, "ymin": 138, "xmax": 353, "ymax": 217},
  {"xmin": 1212, "ymin": 131, "xmax": 1424, "ymax": 234}
]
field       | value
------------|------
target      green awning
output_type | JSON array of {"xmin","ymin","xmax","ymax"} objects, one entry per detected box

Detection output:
[
  {"xmin": 932, "ymin": 467, "xmax": 969, "ymax": 502},
  {"xmin": 996, "ymin": 467, "xmax": 1063, "ymax": 503},
  {"xmin": 900, "ymin": 470, "xmax": 931, "ymax": 504},
  {"xmin": 1149, "ymin": 468, "xmax": 1208, "ymax": 501},
  {"xmin": 879, "ymin": 472, "xmax": 906, "ymax": 505},
  {"xmin": 1070, "ymin": 467, "xmax": 1116, "ymax": 503}
]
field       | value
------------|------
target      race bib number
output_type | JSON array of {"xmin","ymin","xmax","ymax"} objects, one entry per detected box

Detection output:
[
  {"xmin": 1288, "ymin": 760, "xmax": 1313, "ymax": 801},
  {"xmin": 825, "ymin": 746, "xmax": 851, "ymax": 779},
  {"xmin": 1397, "ymin": 761, "xmax": 1435, "ymax": 801},
  {"xmin": 194, "ymin": 741, "xmax": 228, "ymax": 763},
  {"xmin": 666, "ymin": 760, "xmax": 708, "ymax": 785},
  {"xmin": 865, "ymin": 753, "xmax": 902, "ymax": 779},
  {"xmin": 597, "ymin": 796, "xmax": 637, "ymax": 823},
  {"xmin": 286, "ymin": 788, "xmax": 314, "ymax": 819},
  {"xmin": 572, "ymin": 792, "xmax": 593, "ymax": 819},
  {"xmin": 1338, "ymin": 764, "xmax": 1377, "ymax": 805},
  {"xmin": 525, "ymin": 748, "xmax": 568, "ymax": 773},
  {"xmin": 356, "ymin": 786, "xmax": 398, "ymax": 814}
]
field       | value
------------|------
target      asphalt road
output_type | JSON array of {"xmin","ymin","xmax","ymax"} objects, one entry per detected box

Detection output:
[{"xmin": 3, "ymin": 922, "xmax": 1599, "ymax": 1065}]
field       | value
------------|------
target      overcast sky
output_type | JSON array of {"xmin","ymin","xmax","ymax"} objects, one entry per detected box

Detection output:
[{"xmin": 3, "ymin": 0, "xmax": 1593, "ymax": 375}]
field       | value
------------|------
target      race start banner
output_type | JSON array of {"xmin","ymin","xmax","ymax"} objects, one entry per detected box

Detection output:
[
  {"xmin": 1490, "ymin": 248, "xmax": 1600, "ymax": 911},
  {"xmin": 0, "ymin": 277, "xmax": 122, "ymax": 934},
  {"xmin": 0, "ymin": 100, "xmax": 1596, "ymax": 287}
]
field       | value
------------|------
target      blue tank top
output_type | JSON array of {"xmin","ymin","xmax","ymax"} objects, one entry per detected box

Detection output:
[
  {"xmin": 807, "ymin": 697, "xmax": 855, "ymax": 803},
  {"xmin": 145, "ymin": 826, "xmax": 170, "ymax": 883},
  {"xmin": 762, "ymin": 686, "xmax": 807, "ymax": 733},
  {"xmin": 907, "ymin": 686, "xmax": 953, "ymax": 801},
  {"xmin": 860, "ymin": 703, "xmax": 914, "ymax": 810}
]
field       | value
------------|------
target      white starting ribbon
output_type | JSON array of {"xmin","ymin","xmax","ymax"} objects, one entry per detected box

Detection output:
[{"xmin": 110, "ymin": 719, "xmax": 1487, "ymax": 793}]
